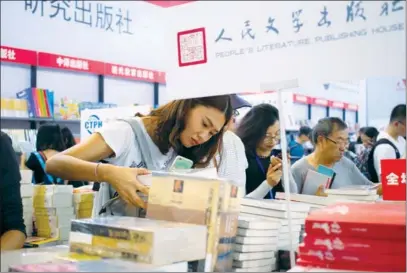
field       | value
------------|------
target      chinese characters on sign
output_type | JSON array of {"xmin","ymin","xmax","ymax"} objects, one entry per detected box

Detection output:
[
  {"xmin": 24, "ymin": 0, "xmax": 133, "ymax": 35},
  {"xmin": 1, "ymin": 48, "xmax": 16, "ymax": 61},
  {"xmin": 381, "ymin": 159, "xmax": 406, "ymax": 201},
  {"xmin": 56, "ymin": 56, "xmax": 89, "ymax": 71},
  {"xmin": 214, "ymin": 1, "xmax": 404, "ymax": 43},
  {"xmin": 109, "ymin": 64, "xmax": 155, "ymax": 81},
  {"xmin": 0, "ymin": 46, "xmax": 37, "ymax": 65}
]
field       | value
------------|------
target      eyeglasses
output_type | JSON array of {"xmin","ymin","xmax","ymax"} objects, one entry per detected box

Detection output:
[
  {"xmin": 325, "ymin": 136, "xmax": 349, "ymax": 147},
  {"xmin": 233, "ymin": 109, "xmax": 240, "ymax": 117},
  {"xmin": 263, "ymin": 133, "xmax": 280, "ymax": 143}
]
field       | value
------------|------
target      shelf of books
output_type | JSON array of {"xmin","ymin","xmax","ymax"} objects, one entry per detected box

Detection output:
[{"xmin": 5, "ymin": 165, "xmax": 405, "ymax": 272}]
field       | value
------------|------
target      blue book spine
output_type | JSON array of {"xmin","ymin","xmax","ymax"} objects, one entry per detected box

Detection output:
[{"xmin": 16, "ymin": 88, "xmax": 35, "ymax": 118}]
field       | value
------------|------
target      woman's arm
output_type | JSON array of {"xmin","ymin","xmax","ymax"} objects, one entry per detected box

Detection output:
[
  {"xmin": 46, "ymin": 133, "xmax": 115, "ymax": 182},
  {"xmin": 245, "ymin": 180, "xmax": 271, "ymax": 198}
]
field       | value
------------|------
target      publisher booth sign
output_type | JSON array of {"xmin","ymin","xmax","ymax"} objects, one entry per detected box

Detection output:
[{"xmin": 381, "ymin": 159, "xmax": 406, "ymax": 201}]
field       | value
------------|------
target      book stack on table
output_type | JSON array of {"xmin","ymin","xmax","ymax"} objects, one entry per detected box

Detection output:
[
  {"xmin": 297, "ymin": 202, "xmax": 406, "ymax": 272},
  {"xmin": 232, "ymin": 216, "xmax": 279, "ymax": 272}
]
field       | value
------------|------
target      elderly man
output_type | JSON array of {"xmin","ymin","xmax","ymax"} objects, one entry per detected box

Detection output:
[{"xmin": 291, "ymin": 117, "xmax": 380, "ymax": 195}]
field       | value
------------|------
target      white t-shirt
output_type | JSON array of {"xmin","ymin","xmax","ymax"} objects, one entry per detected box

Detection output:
[
  {"xmin": 373, "ymin": 131, "xmax": 406, "ymax": 181},
  {"xmin": 98, "ymin": 118, "xmax": 175, "ymax": 170},
  {"xmin": 93, "ymin": 118, "xmax": 176, "ymax": 216},
  {"xmin": 207, "ymin": 131, "xmax": 248, "ymax": 188}
]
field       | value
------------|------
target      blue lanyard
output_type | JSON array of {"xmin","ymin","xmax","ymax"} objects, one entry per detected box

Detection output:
[{"xmin": 254, "ymin": 155, "xmax": 274, "ymax": 199}]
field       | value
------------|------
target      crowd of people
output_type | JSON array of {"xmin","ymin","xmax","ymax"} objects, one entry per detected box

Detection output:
[{"xmin": 0, "ymin": 94, "xmax": 405, "ymax": 251}]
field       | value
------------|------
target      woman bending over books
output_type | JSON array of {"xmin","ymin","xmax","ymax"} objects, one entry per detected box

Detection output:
[
  {"xmin": 46, "ymin": 95, "xmax": 233, "ymax": 209},
  {"xmin": 236, "ymin": 104, "xmax": 298, "ymax": 199}
]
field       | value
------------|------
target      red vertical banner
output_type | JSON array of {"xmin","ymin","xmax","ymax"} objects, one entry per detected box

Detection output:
[
  {"xmin": 381, "ymin": 159, "xmax": 406, "ymax": 201},
  {"xmin": 0, "ymin": 46, "xmax": 37, "ymax": 65}
]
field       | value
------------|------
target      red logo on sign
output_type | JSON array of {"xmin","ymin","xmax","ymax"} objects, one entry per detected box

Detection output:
[
  {"xmin": 381, "ymin": 159, "xmax": 406, "ymax": 201},
  {"xmin": 177, "ymin": 27, "xmax": 207, "ymax": 67}
]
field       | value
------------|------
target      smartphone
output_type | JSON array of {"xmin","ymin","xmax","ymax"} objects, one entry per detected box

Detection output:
[
  {"xmin": 271, "ymin": 148, "xmax": 282, "ymax": 159},
  {"xmin": 168, "ymin": 156, "xmax": 194, "ymax": 171}
]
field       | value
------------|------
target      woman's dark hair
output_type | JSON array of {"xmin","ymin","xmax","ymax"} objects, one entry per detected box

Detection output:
[
  {"xmin": 235, "ymin": 103, "xmax": 279, "ymax": 152},
  {"xmin": 148, "ymin": 95, "xmax": 232, "ymax": 167},
  {"xmin": 61, "ymin": 127, "xmax": 76, "ymax": 149},
  {"xmin": 363, "ymin": 127, "xmax": 379, "ymax": 140},
  {"xmin": 36, "ymin": 124, "xmax": 66, "ymax": 152}
]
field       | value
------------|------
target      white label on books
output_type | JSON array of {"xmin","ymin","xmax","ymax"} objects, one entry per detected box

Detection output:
[{"xmin": 69, "ymin": 231, "xmax": 92, "ymax": 245}]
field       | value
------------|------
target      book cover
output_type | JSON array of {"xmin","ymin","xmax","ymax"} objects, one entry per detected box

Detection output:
[
  {"xmin": 301, "ymin": 170, "xmax": 331, "ymax": 195},
  {"xmin": 16, "ymin": 88, "xmax": 36, "ymax": 118},
  {"xmin": 305, "ymin": 202, "xmax": 406, "ymax": 240},
  {"xmin": 316, "ymin": 165, "xmax": 336, "ymax": 188},
  {"xmin": 146, "ymin": 172, "xmax": 240, "ymax": 272}
]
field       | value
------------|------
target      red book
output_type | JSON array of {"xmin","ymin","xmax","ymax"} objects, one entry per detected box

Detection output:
[
  {"xmin": 297, "ymin": 258, "xmax": 405, "ymax": 272},
  {"xmin": 298, "ymin": 245, "xmax": 406, "ymax": 268},
  {"xmin": 31, "ymin": 88, "xmax": 41, "ymax": 117},
  {"xmin": 305, "ymin": 202, "xmax": 406, "ymax": 240},
  {"xmin": 302, "ymin": 235, "xmax": 406, "ymax": 255}
]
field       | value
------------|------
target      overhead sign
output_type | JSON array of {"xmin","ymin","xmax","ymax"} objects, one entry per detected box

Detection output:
[{"xmin": 164, "ymin": 1, "xmax": 405, "ymax": 100}]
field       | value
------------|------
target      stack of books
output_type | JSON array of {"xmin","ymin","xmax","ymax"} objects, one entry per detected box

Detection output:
[
  {"xmin": 232, "ymin": 216, "xmax": 279, "ymax": 272},
  {"xmin": 146, "ymin": 171, "xmax": 241, "ymax": 272},
  {"xmin": 33, "ymin": 185, "xmax": 75, "ymax": 241},
  {"xmin": 73, "ymin": 190, "xmax": 94, "ymax": 219},
  {"xmin": 68, "ymin": 217, "xmax": 207, "ymax": 266},
  {"xmin": 298, "ymin": 202, "xmax": 406, "ymax": 272},
  {"xmin": 240, "ymin": 198, "xmax": 310, "ymax": 250},
  {"xmin": 325, "ymin": 185, "xmax": 380, "ymax": 202},
  {"xmin": 20, "ymin": 170, "xmax": 34, "ymax": 236},
  {"xmin": 16, "ymin": 88, "xmax": 55, "ymax": 118}
]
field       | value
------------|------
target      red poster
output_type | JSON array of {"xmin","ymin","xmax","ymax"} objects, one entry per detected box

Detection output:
[
  {"xmin": 381, "ymin": 159, "xmax": 406, "ymax": 201},
  {"xmin": 313, "ymin": 98, "xmax": 329, "ymax": 107},
  {"xmin": 345, "ymin": 103, "xmax": 358, "ymax": 111},
  {"xmin": 38, "ymin": 52, "xmax": 104, "ymax": 74},
  {"xmin": 0, "ymin": 46, "xmax": 37, "ymax": 66},
  {"xmin": 293, "ymin": 94, "xmax": 311, "ymax": 104},
  {"xmin": 104, "ymin": 63, "xmax": 166, "ymax": 84},
  {"xmin": 329, "ymin": 101, "xmax": 345, "ymax": 109}
]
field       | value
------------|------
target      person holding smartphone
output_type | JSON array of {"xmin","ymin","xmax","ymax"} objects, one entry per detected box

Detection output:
[
  {"xmin": 46, "ymin": 95, "xmax": 233, "ymax": 212},
  {"xmin": 236, "ymin": 104, "xmax": 298, "ymax": 199}
]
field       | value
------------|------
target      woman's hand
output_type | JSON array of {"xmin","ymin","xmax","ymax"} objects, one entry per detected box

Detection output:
[
  {"xmin": 266, "ymin": 163, "xmax": 282, "ymax": 187},
  {"xmin": 315, "ymin": 185, "xmax": 328, "ymax": 197},
  {"xmin": 106, "ymin": 166, "xmax": 151, "ymax": 208}
]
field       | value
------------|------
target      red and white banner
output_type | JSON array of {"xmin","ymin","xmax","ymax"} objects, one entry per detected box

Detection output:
[
  {"xmin": 105, "ymin": 63, "xmax": 166, "ymax": 84},
  {"xmin": 293, "ymin": 94, "xmax": 311, "ymax": 104},
  {"xmin": 38, "ymin": 52, "xmax": 105, "ymax": 74},
  {"xmin": 312, "ymin": 98, "xmax": 329, "ymax": 107},
  {"xmin": 381, "ymin": 159, "xmax": 406, "ymax": 201},
  {"xmin": 0, "ymin": 46, "xmax": 37, "ymax": 66}
]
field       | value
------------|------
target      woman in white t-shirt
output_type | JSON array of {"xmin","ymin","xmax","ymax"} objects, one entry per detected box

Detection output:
[{"xmin": 46, "ymin": 95, "xmax": 233, "ymax": 208}]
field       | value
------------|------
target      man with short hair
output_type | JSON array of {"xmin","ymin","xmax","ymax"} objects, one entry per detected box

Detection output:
[
  {"xmin": 370, "ymin": 104, "xmax": 406, "ymax": 182},
  {"xmin": 291, "ymin": 117, "xmax": 375, "ymax": 195},
  {"xmin": 289, "ymin": 126, "xmax": 312, "ymax": 164}
]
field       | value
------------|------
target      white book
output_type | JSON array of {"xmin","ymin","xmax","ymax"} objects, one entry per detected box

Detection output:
[
  {"xmin": 239, "ymin": 213, "xmax": 305, "ymax": 226},
  {"xmin": 327, "ymin": 193, "xmax": 379, "ymax": 201},
  {"xmin": 240, "ymin": 205, "xmax": 308, "ymax": 219},
  {"xmin": 238, "ymin": 216, "xmax": 281, "ymax": 230},
  {"xmin": 301, "ymin": 170, "xmax": 331, "ymax": 195},
  {"xmin": 20, "ymin": 170, "xmax": 33, "ymax": 184},
  {"xmin": 241, "ymin": 198, "xmax": 311, "ymax": 212},
  {"xmin": 233, "ymin": 251, "xmax": 275, "ymax": 261},
  {"xmin": 34, "ymin": 207, "xmax": 75, "ymax": 217},
  {"xmin": 233, "ymin": 264, "xmax": 276, "ymax": 272},
  {"xmin": 69, "ymin": 217, "xmax": 207, "ymax": 265},
  {"xmin": 279, "ymin": 232, "xmax": 301, "ymax": 241},
  {"xmin": 237, "ymin": 228, "xmax": 279, "ymax": 237},
  {"xmin": 235, "ymin": 236, "xmax": 278, "ymax": 245},
  {"xmin": 33, "ymin": 193, "xmax": 73, "ymax": 208},
  {"xmin": 22, "ymin": 197, "xmax": 33, "ymax": 207},
  {"xmin": 275, "ymin": 192, "xmax": 335, "ymax": 207},
  {"xmin": 234, "ymin": 243, "xmax": 277, "ymax": 253},
  {"xmin": 233, "ymin": 257, "xmax": 276, "ymax": 268},
  {"xmin": 34, "ymin": 185, "xmax": 73, "ymax": 195},
  {"xmin": 325, "ymin": 185, "xmax": 379, "ymax": 196},
  {"xmin": 280, "ymin": 225, "xmax": 302, "ymax": 233},
  {"xmin": 20, "ymin": 184, "xmax": 34, "ymax": 197}
]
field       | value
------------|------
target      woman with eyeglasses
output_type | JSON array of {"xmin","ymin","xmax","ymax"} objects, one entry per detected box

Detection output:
[
  {"xmin": 236, "ymin": 104, "xmax": 298, "ymax": 199},
  {"xmin": 291, "ymin": 117, "xmax": 379, "ymax": 196}
]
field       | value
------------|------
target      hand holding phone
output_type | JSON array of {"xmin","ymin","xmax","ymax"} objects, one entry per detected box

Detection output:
[{"xmin": 168, "ymin": 156, "xmax": 194, "ymax": 171}]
